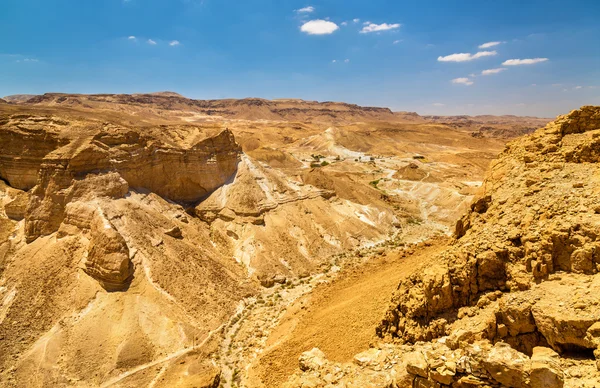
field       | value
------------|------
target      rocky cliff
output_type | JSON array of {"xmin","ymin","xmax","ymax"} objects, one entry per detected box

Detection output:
[
  {"xmin": 284, "ymin": 106, "xmax": 600, "ymax": 387},
  {"xmin": 0, "ymin": 108, "xmax": 240, "ymax": 244},
  {"xmin": 0, "ymin": 105, "xmax": 254, "ymax": 387},
  {"xmin": 378, "ymin": 106, "xmax": 600, "ymax": 348}
]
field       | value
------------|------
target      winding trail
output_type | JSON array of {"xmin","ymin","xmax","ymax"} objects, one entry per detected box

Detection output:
[{"xmin": 100, "ymin": 323, "xmax": 226, "ymax": 388}]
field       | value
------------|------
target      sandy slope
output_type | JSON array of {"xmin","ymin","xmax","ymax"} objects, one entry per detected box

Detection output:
[{"xmin": 246, "ymin": 238, "xmax": 449, "ymax": 387}]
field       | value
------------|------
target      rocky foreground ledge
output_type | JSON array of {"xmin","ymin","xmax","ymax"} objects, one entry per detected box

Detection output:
[{"xmin": 285, "ymin": 107, "xmax": 600, "ymax": 387}]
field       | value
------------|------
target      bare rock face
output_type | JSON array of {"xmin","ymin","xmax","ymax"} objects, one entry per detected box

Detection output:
[
  {"xmin": 0, "ymin": 112, "xmax": 241, "ymax": 242},
  {"xmin": 0, "ymin": 116, "xmax": 68, "ymax": 190},
  {"xmin": 84, "ymin": 207, "xmax": 133, "ymax": 291},
  {"xmin": 284, "ymin": 341, "xmax": 571, "ymax": 388},
  {"xmin": 378, "ymin": 107, "xmax": 600, "ymax": 350},
  {"xmin": 3, "ymin": 189, "xmax": 28, "ymax": 221},
  {"xmin": 530, "ymin": 347, "xmax": 564, "ymax": 388}
]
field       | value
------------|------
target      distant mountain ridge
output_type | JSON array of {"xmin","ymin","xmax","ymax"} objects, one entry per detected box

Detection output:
[{"xmin": 6, "ymin": 92, "xmax": 551, "ymax": 129}]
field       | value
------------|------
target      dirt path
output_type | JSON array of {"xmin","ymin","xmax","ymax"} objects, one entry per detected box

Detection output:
[{"xmin": 247, "ymin": 238, "xmax": 449, "ymax": 387}]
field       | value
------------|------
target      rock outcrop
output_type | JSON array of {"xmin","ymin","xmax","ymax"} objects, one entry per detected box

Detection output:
[
  {"xmin": 379, "ymin": 106, "xmax": 600, "ymax": 349},
  {"xmin": 0, "ymin": 107, "xmax": 254, "ymax": 386},
  {"xmin": 0, "ymin": 110, "xmax": 241, "ymax": 242},
  {"xmin": 284, "ymin": 106, "xmax": 600, "ymax": 388},
  {"xmin": 284, "ymin": 342, "xmax": 577, "ymax": 388}
]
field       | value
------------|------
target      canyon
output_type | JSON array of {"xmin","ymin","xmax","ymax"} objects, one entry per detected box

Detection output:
[{"xmin": 1, "ymin": 93, "xmax": 597, "ymax": 387}]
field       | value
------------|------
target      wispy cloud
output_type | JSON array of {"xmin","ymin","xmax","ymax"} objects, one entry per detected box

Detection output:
[
  {"xmin": 360, "ymin": 22, "xmax": 401, "ymax": 33},
  {"xmin": 481, "ymin": 68, "xmax": 507, "ymax": 75},
  {"xmin": 340, "ymin": 21, "xmax": 348, "ymax": 26},
  {"xmin": 344, "ymin": 59, "xmax": 350, "ymax": 63},
  {"xmin": 574, "ymin": 85, "xmax": 583, "ymax": 89},
  {"xmin": 438, "ymin": 51, "xmax": 497, "ymax": 62},
  {"xmin": 478, "ymin": 41, "xmax": 503, "ymax": 49},
  {"xmin": 432, "ymin": 103, "xmax": 445, "ymax": 107},
  {"xmin": 353, "ymin": 18, "xmax": 360, "ymax": 23},
  {"xmin": 452, "ymin": 77, "xmax": 474, "ymax": 86},
  {"xmin": 128, "ymin": 36, "xmax": 137, "ymax": 41},
  {"xmin": 169, "ymin": 40, "xmax": 180, "ymax": 46},
  {"xmin": 147, "ymin": 39, "xmax": 157, "ymax": 45},
  {"xmin": 296, "ymin": 6, "xmax": 315, "ymax": 13},
  {"xmin": 300, "ymin": 20, "xmax": 339, "ymax": 35},
  {"xmin": 332, "ymin": 59, "xmax": 337, "ymax": 63},
  {"xmin": 502, "ymin": 58, "xmax": 548, "ymax": 66},
  {"xmin": 16, "ymin": 58, "xmax": 39, "ymax": 63},
  {"xmin": 393, "ymin": 40, "xmax": 403, "ymax": 44}
]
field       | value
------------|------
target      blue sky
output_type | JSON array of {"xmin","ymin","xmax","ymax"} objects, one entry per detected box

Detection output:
[{"xmin": 1, "ymin": 0, "xmax": 599, "ymax": 117}]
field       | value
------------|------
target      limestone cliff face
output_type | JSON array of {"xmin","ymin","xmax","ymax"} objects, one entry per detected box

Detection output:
[
  {"xmin": 378, "ymin": 106, "xmax": 600, "ymax": 357},
  {"xmin": 0, "ymin": 116, "xmax": 68, "ymax": 190},
  {"xmin": 0, "ymin": 112, "xmax": 241, "ymax": 242},
  {"xmin": 0, "ymin": 108, "xmax": 253, "ymax": 386}
]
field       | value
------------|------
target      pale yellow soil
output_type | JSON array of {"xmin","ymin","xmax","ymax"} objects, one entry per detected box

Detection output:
[{"xmin": 248, "ymin": 238, "xmax": 449, "ymax": 387}]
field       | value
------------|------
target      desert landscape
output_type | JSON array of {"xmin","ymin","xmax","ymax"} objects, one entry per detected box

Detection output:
[
  {"xmin": 2, "ymin": 1, "xmax": 599, "ymax": 387},
  {"xmin": 0, "ymin": 91, "xmax": 598, "ymax": 387}
]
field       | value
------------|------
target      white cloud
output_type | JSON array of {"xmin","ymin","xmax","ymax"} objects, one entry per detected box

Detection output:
[
  {"xmin": 393, "ymin": 40, "xmax": 402, "ymax": 44},
  {"xmin": 478, "ymin": 41, "xmax": 502, "ymax": 49},
  {"xmin": 344, "ymin": 59, "xmax": 350, "ymax": 63},
  {"xmin": 452, "ymin": 77, "xmax": 474, "ymax": 86},
  {"xmin": 169, "ymin": 40, "xmax": 180, "ymax": 46},
  {"xmin": 438, "ymin": 51, "xmax": 497, "ymax": 62},
  {"xmin": 502, "ymin": 58, "xmax": 548, "ymax": 66},
  {"xmin": 16, "ymin": 58, "xmax": 39, "ymax": 63},
  {"xmin": 340, "ymin": 21, "xmax": 348, "ymax": 26},
  {"xmin": 332, "ymin": 59, "xmax": 337, "ymax": 63},
  {"xmin": 297, "ymin": 6, "xmax": 315, "ymax": 13},
  {"xmin": 128, "ymin": 36, "xmax": 136, "ymax": 40},
  {"xmin": 147, "ymin": 39, "xmax": 157, "ymax": 45},
  {"xmin": 481, "ymin": 68, "xmax": 507, "ymax": 75},
  {"xmin": 360, "ymin": 22, "xmax": 401, "ymax": 34},
  {"xmin": 353, "ymin": 18, "xmax": 360, "ymax": 23},
  {"xmin": 432, "ymin": 103, "xmax": 445, "ymax": 107},
  {"xmin": 300, "ymin": 19, "xmax": 339, "ymax": 35},
  {"xmin": 574, "ymin": 86, "xmax": 583, "ymax": 89}
]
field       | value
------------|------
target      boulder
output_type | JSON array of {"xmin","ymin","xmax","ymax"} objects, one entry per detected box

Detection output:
[
  {"xmin": 164, "ymin": 226, "xmax": 183, "ymax": 239},
  {"xmin": 529, "ymin": 347, "xmax": 564, "ymax": 388},
  {"xmin": 480, "ymin": 342, "xmax": 530, "ymax": 388},
  {"xmin": 84, "ymin": 210, "xmax": 133, "ymax": 291},
  {"xmin": 299, "ymin": 348, "xmax": 327, "ymax": 372},
  {"xmin": 405, "ymin": 351, "xmax": 429, "ymax": 377},
  {"xmin": 530, "ymin": 276, "xmax": 600, "ymax": 352},
  {"xmin": 354, "ymin": 348, "xmax": 383, "ymax": 367}
]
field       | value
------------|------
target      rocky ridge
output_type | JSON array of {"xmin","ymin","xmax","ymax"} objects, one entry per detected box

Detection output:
[
  {"xmin": 285, "ymin": 106, "xmax": 600, "ymax": 387},
  {"xmin": 24, "ymin": 93, "xmax": 399, "ymax": 123}
]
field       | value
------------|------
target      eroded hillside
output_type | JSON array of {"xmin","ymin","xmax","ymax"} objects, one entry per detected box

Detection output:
[
  {"xmin": 0, "ymin": 95, "xmax": 552, "ymax": 387},
  {"xmin": 283, "ymin": 106, "xmax": 600, "ymax": 388}
]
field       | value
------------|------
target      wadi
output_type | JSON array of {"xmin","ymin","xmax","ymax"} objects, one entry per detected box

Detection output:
[{"xmin": 0, "ymin": 90, "xmax": 597, "ymax": 387}]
